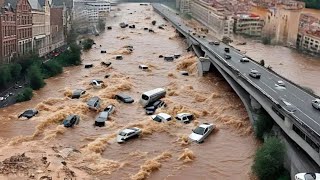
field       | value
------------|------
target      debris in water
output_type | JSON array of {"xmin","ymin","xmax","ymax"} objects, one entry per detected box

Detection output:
[
  {"xmin": 0, "ymin": 153, "xmax": 34, "ymax": 175},
  {"xmin": 178, "ymin": 148, "xmax": 195, "ymax": 163},
  {"xmin": 130, "ymin": 152, "xmax": 172, "ymax": 180}
]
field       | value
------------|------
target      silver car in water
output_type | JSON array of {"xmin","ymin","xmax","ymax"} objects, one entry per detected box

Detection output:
[
  {"xmin": 117, "ymin": 127, "xmax": 142, "ymax": 143},
  {"xmin": 189, "ymin": 123, "xmax": 215, "ymax": 143}
]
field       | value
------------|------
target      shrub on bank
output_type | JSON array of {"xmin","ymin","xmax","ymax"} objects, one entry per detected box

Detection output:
[
  {"xmin": 252, "ymin": 137, "xmax": 286, "ymax": 180},
  {"xmin": 16, "ymin": 87, "xmax": 33, "ymax": 102},
  {"xmin": 82, "ymin": 38, "xmax": 95, "ymax": 50},
  {"xmin": 42, "ymin": 60, "xmax": 63, "ymax": 78},
  {"xmin": 254, "ymin": 111, "xmax": 274, "ymax": 140},
  {"xmin": 28, "ymin": 65, "xmax": 45, "ymax": 90},
  {"xmin": 56, "ymin": 44, "xmax": 82, "ymax": 66}
]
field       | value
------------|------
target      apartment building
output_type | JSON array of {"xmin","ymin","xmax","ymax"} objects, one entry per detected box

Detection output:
[
  {"xmin": 29, "ymin": 0, "xmax": 51, "ymax": 57},
  {"xmin": 0, "ymin": 2, "xmax": 17, "ymax": 63},
  {"xmin": 297, "ymin": 31, "xmax": 320, "ymax": 54},
  {"xmin": 11, "ymin": 0, "xmax": 33, "ymax": 56},
  {"xmin": 189, "ymin": 0, "xmax": 233, "ymax": 37},
  {"xmin": 73, "ymin": 0, "xmax": 110, "ymax": 24},
  {"xmin": 50, "ymin": 7, "xmax": 64, "ymax": 50},
  {"xmin": 234, "ymin": 13, "xmax": 264, "ymax": 36}
]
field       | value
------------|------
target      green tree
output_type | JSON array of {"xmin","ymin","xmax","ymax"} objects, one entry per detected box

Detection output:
[
  {"xmin": 16, "ymin": 87, "xmax": 33, "ymax": 102},
  {"xmin": 0, "ymin": 66, "xmax": 12, "ymax": 87},
  {"xmin": 304, "ymin": 0, "xmax": 320, "ymax": 9},
  {"xmin": 252, "ymin": 137, "xmax": 286, "ymax": 180},
  {"xmin": 42, "ymin": 60, "xmax": 63, "ymax": 78},
  {"xmin": 82, "ymin": 38, "xmax": 95, "ymax": 50},
  {"xmin": 255, "ymin": 111, "xmax": 274, "ymax": 140},
  {"xmin": 9, "ymin": 63, "xmax": 22, "ymax": 80},
  {"xmin": 97, "ymin": 19, "xmax": 106, "ymax": 32},
  {"xmin": 28, "ymin": 65, "xmax": 45, "ymax": 90}
]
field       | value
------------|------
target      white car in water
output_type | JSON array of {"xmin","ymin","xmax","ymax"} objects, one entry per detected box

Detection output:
[
  {"xmin": 295, "ymin": 173, "xmax": 320, "ymax": 180},
  {"xmin": 117, "ymin": 127, "xmax": 142, "ymax": 143},
  {"xmin": 189, "ymin": 123, "xmax": 215, "ymax": 143},
  {"xmin": 90, "ymin": 80, "xmax": 104, "ymax": 89},
  {"xmin": 175, "ymin": 113, "xmax": 194, "ymax": 124},
  {"xmin": 151, "ymin": 113, "xmax": 172, "ymax": 123}
]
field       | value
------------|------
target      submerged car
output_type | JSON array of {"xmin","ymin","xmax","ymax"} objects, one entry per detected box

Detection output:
[
  {"xmin": 312, "ymin": 99, "xmax": 320, "ymax": 110},
  {"xmin": 71, "ymin": 89, "xmax": 86, "ymax": 99},
  {"xmin": 151, "ymin": 113, "xmax": 172, "ymax": 122},
  {"xmin": 175, "ymin": 113, "xmax": 194, "ymax": 124},
  {"xmin": 117, "ymin": 127, "xmax": 142, "ymax": 143},
  {"xmin": 95, "ymin": 111, "xmax": 109, "ymax": 127},
  {"xmin": 164, "ymin": 56, "xmax": 174, "ymax": 61},
  {"xmin": 295, "ymin": 173, "xmax": 320, "ymax": 180},
  {"xmin": 104, "ymin": 104, "xmax": 115, "ymax": 114},
  {"xmin": 115, "ymin": 94, "xmax": 134, "ymax": 103},
  {"xmin": 180, "ymin": 71, "xmax": 189, "ymax": 76},
  {"xmin": 115, "ymin": 55, "xmax": 123, "ymax": 60},
  {"xmin": 63, "ymin": 115, "xmax": 80, "ymax": 128},
  {"xmin": 145, "ymin": 100, "xmax": 166, "ymax": 115},
  {"xmin": 249, "ymin": 69, "xmax": 261, "ymax": 79},
  {"xmin": 189, "ymin": 123, "xmax": 215, "ymax": 143},
  {"xmin": 139, "ymin": 64, "xmax": 148, "ymax": 70},
  {"xmin": 18, "ymin": 109, "xmax": 38, "ymax": 119},
  {"xmin": 90, "ymin": 80, "xmax": 104, "ymax": 88},
  {"xmin": 87, "ymin": 96, "xmax": 101, "ymax": 110}
]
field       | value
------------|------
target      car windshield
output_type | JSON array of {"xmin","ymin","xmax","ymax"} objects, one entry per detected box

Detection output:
[
  {"xmin": 25, "ymin": 110, "xmax": 34, "ymax": 114},
  {"xmin": 119, "ymin": 131, "xmax": 127, "ymax": 136},
  {"xmin": 153, "ymin": 116, "xmax": 162, "ymax": 122},
  {"xmin": 193, "ymin": 127, "xmax": 205, "ymax": 135},
  {"xmin": 142, "ymin": 94, "xmax": 149, "ymax": 100}
]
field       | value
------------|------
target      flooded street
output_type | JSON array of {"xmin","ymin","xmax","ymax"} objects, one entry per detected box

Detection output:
[{"xmin": 0, "ymin": 3, "xmax": 257, "ymax": 180}]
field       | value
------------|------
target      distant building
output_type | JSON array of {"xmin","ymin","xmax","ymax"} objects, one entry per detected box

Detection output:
[
  {"xmin": 297, "ymin": 31, "xmax": 320, "ymax": 54},
  {"xmin": 0, "ymin": 2, "xmax": 17, "ymax": 63},
  {"xmin": 5, "ymin": 0, "xmax": 33, "ymax": 56},
  {"xmin": 263, "ymin": 5, "xmax": 303, "ymax": 46},
  {"xmin": 73, "ymin": 0, "xmax": 111, "ymax": 24},
  {"xmin": 187, "ymin": 0, "xmax": 234, "ymax": 38},
  {"xmin": 234, "ymin": 13, "xmax": 265, "ymax": 36},
  {"xmin": 51, "ymin": 0, "xmax": 73, "ymax": 37},
  {"xmin": 297, "ymin": 14, "xmax": 320, "ymax": 54},
  {"xmin": 50, "ymin": 7, "xmax": 65, "ymax": 50},
  {"xmin": 29, "ymin": 0, "xmax": 51, "ymax": 57}
]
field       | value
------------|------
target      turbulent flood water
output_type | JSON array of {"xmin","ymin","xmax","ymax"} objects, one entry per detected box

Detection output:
[{"xmin": 0, "ymin": 4, "xmax": 257, "ymax": 180}]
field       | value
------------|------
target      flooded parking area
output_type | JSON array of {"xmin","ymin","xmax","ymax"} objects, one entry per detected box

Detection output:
[{"xmin": 0, "ymin": 3, "xmax": 257, "ymax": 179}]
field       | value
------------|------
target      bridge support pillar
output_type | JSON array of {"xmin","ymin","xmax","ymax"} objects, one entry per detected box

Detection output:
[
  {"xmin": 197, "ymin": 57, "xmax": 211, "ymax": 76},
  {"xmin": 250, "ymin": 95, "xmax": 261, "ymax": 111}
]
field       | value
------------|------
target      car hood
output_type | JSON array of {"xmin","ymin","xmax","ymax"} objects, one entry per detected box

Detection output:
[
  {"xmin": 189, "ymin": 132, "xmax": 202, "ymax": 141},
  {"xmin": 116, "ymin": 135, "xmax": 125, "ymax": 143}
]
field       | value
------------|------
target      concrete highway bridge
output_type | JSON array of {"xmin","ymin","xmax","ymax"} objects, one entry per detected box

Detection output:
[{"xmin": 152, "ymin": 3, "xmax": 320, "ymax": 174}]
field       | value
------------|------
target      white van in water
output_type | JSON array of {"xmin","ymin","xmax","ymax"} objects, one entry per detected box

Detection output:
[{"xmin": 140, "ymin": 88, "xmax": 166, "ymax": 107}]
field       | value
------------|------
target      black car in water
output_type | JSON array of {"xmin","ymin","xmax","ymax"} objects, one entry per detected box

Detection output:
[
  {"xmin": 115, "ymin": 94, "xmax": 134, "ymax": 103},
  {"xmin": 63, "ymin": 115, "xmax": 80, "ymax": 128},
  {"xmin": 18, "ymin": 109, "xmax": 38, "ymax": 119}
]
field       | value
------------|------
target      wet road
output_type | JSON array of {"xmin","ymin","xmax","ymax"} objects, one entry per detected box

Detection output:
[{"xmin": 0, "ymin": 3, "xmax": 257, "ymax": 180}]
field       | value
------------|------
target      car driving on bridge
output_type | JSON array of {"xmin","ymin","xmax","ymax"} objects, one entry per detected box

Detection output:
[
  {"xmin": 240, "ymin": 57, "xmax": 250, "ymax": 62},
  {"xmin": 224, "ymin": 54, "xmax": 231, "ymax": 60},
  {"xmin": 311, "ymin": 99, "xmax": 320, "ymax": 110},
  {"xmin": 249, "ymin": 69, "xmax": 261, "ymax": 79}
]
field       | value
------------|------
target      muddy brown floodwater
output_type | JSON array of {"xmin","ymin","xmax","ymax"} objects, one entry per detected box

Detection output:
[{"xmin": 0, "ymin": 3, "xmax": 257, "ymax": 180}]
